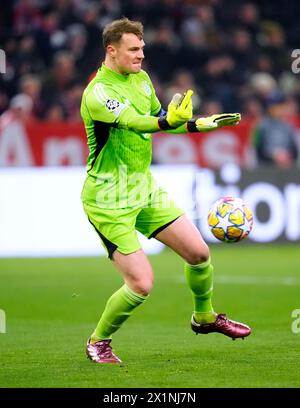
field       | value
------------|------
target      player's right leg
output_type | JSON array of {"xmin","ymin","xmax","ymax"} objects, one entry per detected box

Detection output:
[
  {"xmin": 83, "ymin": 202, "xmax": 153, "ymax": 363},
  {"xmin": 86, "ymin": 249, "xmax": 153, "ymax": 364},
  {"xmin": 90, "ymin": 248, "xmax": 153, "ymax": 341},
  {"xmin": 112, "ymin": 248, "xmax": 154, "ymax": 296}
]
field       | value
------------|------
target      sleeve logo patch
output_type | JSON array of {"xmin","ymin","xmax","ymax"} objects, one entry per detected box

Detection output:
[{"xmin": 106, "ymin": 99, "xmax": 120, "ymax": 111}]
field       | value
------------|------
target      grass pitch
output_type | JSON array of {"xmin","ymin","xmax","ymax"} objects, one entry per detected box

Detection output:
[{"xmin": 0, "ymin": 245, "xmax": 299, "ymax": 388}]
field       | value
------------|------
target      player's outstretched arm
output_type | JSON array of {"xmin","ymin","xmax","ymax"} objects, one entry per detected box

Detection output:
[
  {"xmin": 187, "ymin": 113, "xmax": 241, "ymax": 132},
  {"xmin": 85, "ymin": 85, "xmax": 193, "ymax": 134}
]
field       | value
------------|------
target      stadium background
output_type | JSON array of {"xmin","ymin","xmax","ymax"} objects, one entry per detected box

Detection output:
[{"xmin": 0, "ymin": 0, "xmax": 299, "ymax": 389}]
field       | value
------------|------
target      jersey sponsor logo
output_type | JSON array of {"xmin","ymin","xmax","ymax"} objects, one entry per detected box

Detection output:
[{"xmin": 106, "ymin": 99, "xmax": 120, "ymax": 111}]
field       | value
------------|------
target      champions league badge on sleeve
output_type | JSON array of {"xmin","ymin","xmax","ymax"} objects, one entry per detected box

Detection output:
[
  {"xmin": 106, "ymin": 99, "xmax": 120, "ymax": 111},
  {"xmin": 105, "ymin": 99, "xmax": 126, "ymax": 117}
]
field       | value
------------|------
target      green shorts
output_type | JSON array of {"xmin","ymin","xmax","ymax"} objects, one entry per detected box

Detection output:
[{"xmin": 83, "ymin": 188, "xmax": 184, "ymax": 259}]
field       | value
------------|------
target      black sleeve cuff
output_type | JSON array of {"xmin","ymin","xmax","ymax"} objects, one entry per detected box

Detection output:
[
  {"xmin": 187, "ymin": 119, "xmax": 198, "ymax": 132},
  {"xmin": 158, "ymin": 117, "xmax": 173, "ymax": 130}
]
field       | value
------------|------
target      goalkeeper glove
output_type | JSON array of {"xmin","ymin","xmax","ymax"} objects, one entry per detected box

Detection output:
[
  {"xmin": 187, "ymin": 113, "xmax": 241, "ymax": 132},
  {"xmin": 158, "ymin": 90, "xmax": 193, "ymax": 130}
]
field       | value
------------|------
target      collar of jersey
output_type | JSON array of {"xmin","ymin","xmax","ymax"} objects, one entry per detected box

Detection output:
[{"xmin": 98, "ymin": 64, "xmax": 132, "ymax": 83}]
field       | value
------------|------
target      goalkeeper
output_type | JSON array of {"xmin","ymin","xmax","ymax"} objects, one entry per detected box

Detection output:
[{"xmin": 81, "ymin": 18, "xmax": 251, "ymax": 364}]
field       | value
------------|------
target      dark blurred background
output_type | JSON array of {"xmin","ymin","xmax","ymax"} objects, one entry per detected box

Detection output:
[{"xmin": 0, "ymin": 0, "xmax": 300, "ymax": 169}]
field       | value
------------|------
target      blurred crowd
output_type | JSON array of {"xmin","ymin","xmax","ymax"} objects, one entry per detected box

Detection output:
[{"xmin": 0, "ymin": 0, "xmax": 300, "ymax": 166}]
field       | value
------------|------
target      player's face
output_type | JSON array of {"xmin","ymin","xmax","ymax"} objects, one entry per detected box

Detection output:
[{"xmin": 110, "ymin": 33, "xmax": 145, "ymax": 74}]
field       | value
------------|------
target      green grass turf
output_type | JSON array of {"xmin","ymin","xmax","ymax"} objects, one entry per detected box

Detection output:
[{"xmin": 0, "ymin": 245, "xmax": 300, "ymax": 388}]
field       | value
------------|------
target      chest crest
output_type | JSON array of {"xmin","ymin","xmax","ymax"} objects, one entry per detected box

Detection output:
[{"xmin": 142, "ymin": 81, "xmax": 152, "ymax": 96}]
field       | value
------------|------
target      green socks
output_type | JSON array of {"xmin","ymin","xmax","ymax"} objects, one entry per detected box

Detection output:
[
  {"xmin": 184, "ymin": 258, "xmax": 216, "ymax": 324},
  {"xmin": 90, "ymin": 258, "xmax": 215, "ymax": 342},
  {"xmin": 90, "ymin": 284, "xmax": 148, "ymax": 342}
]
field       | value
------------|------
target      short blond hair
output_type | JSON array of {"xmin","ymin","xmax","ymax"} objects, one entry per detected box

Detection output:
[{"xmin": 102, "ymin": 18, "xmax": 144, "ymax": 49}]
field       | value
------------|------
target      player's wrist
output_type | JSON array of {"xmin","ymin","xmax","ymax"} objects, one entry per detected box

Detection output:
[
  {"xmin": 158, "ymin": 116, "xmax": 177, "ymax": 130},
  {"xmin": 187, "ymin": 119, "xmax": 198, "ymax": 132}
]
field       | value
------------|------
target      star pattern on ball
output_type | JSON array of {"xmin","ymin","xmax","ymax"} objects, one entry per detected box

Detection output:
[{"xmin": 215, "ymin": 210, "xmax": 235, "ymax": 230}]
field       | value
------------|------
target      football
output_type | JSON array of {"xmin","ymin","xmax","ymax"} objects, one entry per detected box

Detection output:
[{"xmin": 207, "ymin": 196, "xmax": 253, "ymax": 243}]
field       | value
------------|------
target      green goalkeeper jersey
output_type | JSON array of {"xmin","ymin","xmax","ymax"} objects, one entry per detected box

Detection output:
[{"xmin": 80, "ymin": 64, "xmax": 163, "ymax": 209}]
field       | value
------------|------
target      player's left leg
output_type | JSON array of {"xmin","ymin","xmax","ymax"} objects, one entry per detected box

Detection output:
[
  {"xmin": 154, "ymin": 215, "xmax": 251, "ymax": 339},
  {"xmin": 154, "ymin": 214, "xmax": 215, "ymax": 323}
]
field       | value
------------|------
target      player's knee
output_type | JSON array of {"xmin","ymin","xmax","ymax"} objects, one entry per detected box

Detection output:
[
  {"xmin": 132, "ymin": 278, "xmax": 154, "ymax": 296},
  {"xmin": 185, "ymin": 244, "xmax": 210, "ymax": 266}
]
